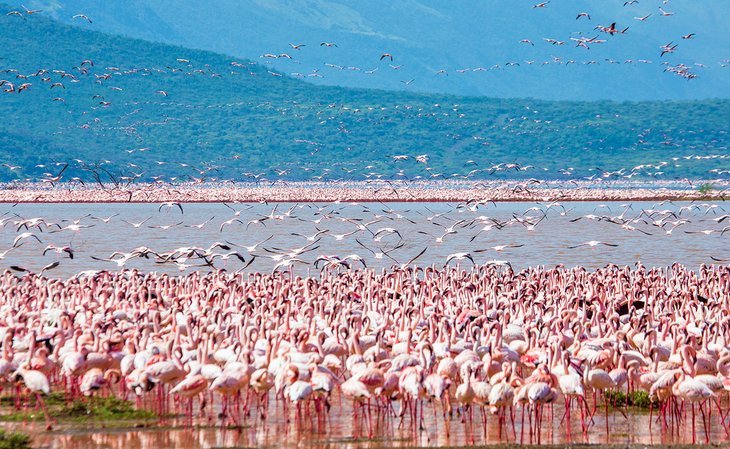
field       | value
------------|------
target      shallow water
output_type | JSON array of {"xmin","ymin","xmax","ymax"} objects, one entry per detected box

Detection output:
[
  {"xmin": 0, "ymin": 201, "xmax": 728, "ymax": 278},
  {"xmin": 5, "ymin": 394, "xmax": 730, "ymax": 448}
]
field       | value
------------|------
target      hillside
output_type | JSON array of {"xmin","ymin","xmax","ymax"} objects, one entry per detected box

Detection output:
[
  {"xmin": 0, "ymin": 9, "xmax": 729, "ymax": 184},
  {"xmin": 6, "ymin": 0, "xmax": 730, "ymax": 101}
]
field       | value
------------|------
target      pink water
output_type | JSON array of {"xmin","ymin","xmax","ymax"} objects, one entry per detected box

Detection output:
[{"xmin": 5, "ymin": 393, "xmax": 730, "ymax": 448}]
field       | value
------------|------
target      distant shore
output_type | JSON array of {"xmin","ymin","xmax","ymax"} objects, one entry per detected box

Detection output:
[{"xmin": 0, "ymin": 180, "xmax": 726, "ymax": 203}]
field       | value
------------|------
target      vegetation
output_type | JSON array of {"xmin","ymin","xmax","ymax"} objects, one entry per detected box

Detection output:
[
  {"xmin": 0, "ymin": 430, "xmax": 30, "ymax": 449},
  {"xmin": 603, "ymin": 390, "xmax": 658, "ymax": 409},
  {"xmin": 1, "ymin": 8, "xmax": 729, "ymax": 184},
  {"xmin": 0, "ymin": 394, "xmax": 155, "ymax": 422},
  {"xmin": 697, "ymin": 182, "xmax": 717, "ymax": 194}
]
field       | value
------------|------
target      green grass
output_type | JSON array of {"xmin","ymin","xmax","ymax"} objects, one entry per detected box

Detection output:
[
  {"xmin": 603, "ymin": 390, "xmax": 658, "ymax": 409},
  {"xmin": 697, "ymin": 182, "xmax": 717, "ymax": 194},
  {"xmin": 62, "ymin": 395, "xmax": 156, "ymax": 421},
  {"xmin": 0, "ymin": 391, "xmax": 66, "ymax": 408},
  {"xmin": 0, "ymin": 430, "xmax": 30, "ymax": 449},
  {"xmin": 0, "ymin": 395, "xmax": 155, "ymax": 422}
]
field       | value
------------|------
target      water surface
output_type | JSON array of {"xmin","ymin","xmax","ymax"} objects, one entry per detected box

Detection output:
[{"xmin": 1, "ymin": 201, "xmax": 726, "ymax": 277}]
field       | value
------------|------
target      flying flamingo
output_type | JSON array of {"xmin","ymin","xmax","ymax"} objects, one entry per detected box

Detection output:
[{"xmin": 72, "ymin": 14, "xmax": 92, "ymax": 23}]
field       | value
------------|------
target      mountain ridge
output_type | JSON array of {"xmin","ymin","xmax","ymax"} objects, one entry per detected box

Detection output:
[{"xmin": 1, "ymin": 6, "xmax": 729, "ymax": 184}]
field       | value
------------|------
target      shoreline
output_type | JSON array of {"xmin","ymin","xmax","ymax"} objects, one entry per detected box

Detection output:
[{"xmin": 0, "ymin": 181, "xmax": 726, "ymax": 203}]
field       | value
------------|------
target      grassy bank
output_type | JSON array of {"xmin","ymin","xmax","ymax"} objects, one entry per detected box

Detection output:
[
  {"xmin": 0, "ymin": 393, "xmax": 155, "ymax": 423},
  {"xmin": 603, "ymin": 390, "xmax": 659, "ymax": 409},
  {"xmin": 0, "ymin": 430, "xmax": 30, "ymax": 449}
]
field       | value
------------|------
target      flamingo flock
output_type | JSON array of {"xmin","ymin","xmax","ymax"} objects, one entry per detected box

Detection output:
[
  {"xmin": 1, "ymin": 198, "xmax": 729, "ymax": 276},
  {"xmin": 0, "ymin": 260, "xmax": 728, "ymax": 444}
]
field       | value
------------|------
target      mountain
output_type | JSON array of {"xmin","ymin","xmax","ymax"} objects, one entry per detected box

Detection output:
[
  {"xmin": 5, "ymin": 0, "xmax": 730, "ymax": 101},
  {"xmin": 1, "ymin": 7, "xmax": 729, "ymax": 184}
]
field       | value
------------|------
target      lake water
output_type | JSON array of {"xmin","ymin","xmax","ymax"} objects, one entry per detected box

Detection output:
[
  {"xmin": 4, "ymin": 396, "xmax": 729, "ymax": 448},
  {"xmin": 0, "ymin": 201, "xmax": 727, "ymax": 278}
]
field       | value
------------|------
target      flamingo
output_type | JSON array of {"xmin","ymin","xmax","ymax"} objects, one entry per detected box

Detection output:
[
  {"xmin": 583, "ymin": 364, "xmax": 617, "ymax": 434},
  {"xmin": 341, "ymin": 376, "xmax": 373, "ymax": 436},
  {"xmin": 72, "ymin": 14, "xmax": 92, "ymax": 22},
  {"xmin": 456, "ymin": 364, "xmax": 477, "ymax": 441},
  {"xmin": 170, "ymin": 374, "xmax": 209, "ymax": 423},
  {"xmin": 14, "ymin": 367, "xmax": 53, "ymax": 430},
  {"xmin": 556, "ymin": 352, "xmax": 589, "ymax": 433},
  {"xmin": 210, "ymin": 371, "xmax": 246, "ymax": 426},
  {"xmin": 673, "ymin": 370, "xmax": 714, "ymax": 443}
]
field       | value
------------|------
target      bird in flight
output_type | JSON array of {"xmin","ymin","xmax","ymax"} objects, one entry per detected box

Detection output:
[
  {"xmin": 41, "ymin": 163, "xmax": 68, "ymax": 186},
  {"xmin": 568, "ymin": 241, "xmax": 619, "ymax": 249},
  {"xmin": 386, "ymin": 247, "xmax": 428, "ymax": 269},
  {"xmin": 13, "ymin": 232, "xmax": 42, "ymax": 248},
  {"xmin": 598, "ymin": 23, "xmax": 629, "ymax": 35},
  {"xmin": 43, "ymin": 244, "xmax": 74, "ymax": 259},
  {"xmin": 660, "ymin": 42, "xmax": 678, "ymax": 57},
  {"xmin": 380, "ymin": 53, "xmax": 394, "ymax": 61},
  {"xmin": 445, "ymin": 252, "xmax": 476, "ymax": 267},
  {"xmin": 122, "ymin": 217, "xmax": 152, "ymax": 228},
  {"xmin": 21, "ymin": 5, "xmax": 42, "ymax": 14},
  {"xmin": 159, "ymin": 201, "xmax": 184, "ymax": 214},
  {"xmin": 491, "ymin": 244, "xmax": 525, "ymax": 252},
  {"xmin": 72, "ymin": 14, "xmax": 92, "ymax": 23}
]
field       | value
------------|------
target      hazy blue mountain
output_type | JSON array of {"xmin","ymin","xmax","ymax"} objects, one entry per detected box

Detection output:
[
  {"xmin": 6, "ymin": 0, "xmax": 730, "ymax": 101},
  {"xmin": 1, "ymin": 8, "xmax": 729, "ymax": 185}
]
